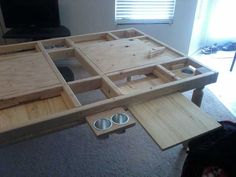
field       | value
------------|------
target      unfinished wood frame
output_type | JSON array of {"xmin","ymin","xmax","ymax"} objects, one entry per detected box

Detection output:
[{"xmin": 0, "ymin": 28, "xmax": 218, "ymax": 145}]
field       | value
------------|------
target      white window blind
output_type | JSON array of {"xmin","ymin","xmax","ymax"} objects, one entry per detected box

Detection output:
[{"xmin": 115, "ymin": 0, "xmax": 176, "ymax": 24}]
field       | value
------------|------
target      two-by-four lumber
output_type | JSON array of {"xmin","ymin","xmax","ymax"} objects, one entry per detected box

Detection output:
[
  {"xmin": 0, "ymin": 42, "xmax": 38, "ymax": 55},
  {"xmin": 154, "ymin": 65, "xmax": 179, "ymax": 81},
  {"xmin": 68, "ymin": 76, "xmax": 101, "ymax": 93},
  {"xmin": 0, "ymin": 85, "xmax": 62, "ymax": 110},
  {"xmin": 107, "ymin": 65, "xmax": 156, "ymax": 81}
]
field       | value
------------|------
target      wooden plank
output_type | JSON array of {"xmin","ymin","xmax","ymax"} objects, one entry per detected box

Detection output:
[
  {"xmin": 48, "ymin": 48, "xmax": 75, "ymax": 60},
  {"xmin": 68, "ymin": 76, "xmax": 101, "ymax": 93},
  {"xmin": 128, "ymin": 93, "xmax": 221, "ymax": 150},
  {"xmin": 148, "ymin": 47, "xmax": 165, "ymax": 58},
  {"xmin": 0, "ymin": 53, "xmax": 61, "ymax": 98},
  {"xmin": 154, "ymin": 65, "xmax": 179, "ymax": 81},
  {"xmin": 0, "ymin": 85, "xmax": 62, "ymax": 110},
  {"xmin": 101, "ymin": 78, "xmax": 121, "ymax": 97},
  {"xmin": 79, "ymin": 37, "xmax": 183, "ymax": 73},
  {"xmin": 0, "ymin": 42, "xmax": 37, "ymax": 55},
  {"xmin": 0, "ymin": 96, "xmax": 70, "ymax": 131}
]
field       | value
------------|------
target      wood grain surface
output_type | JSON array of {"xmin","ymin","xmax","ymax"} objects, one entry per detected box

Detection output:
[{"xmin": 129, "ymin": 93, "xmax": 221, "ymax": 150}]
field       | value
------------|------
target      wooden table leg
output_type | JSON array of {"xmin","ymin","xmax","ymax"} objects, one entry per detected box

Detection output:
[
  {"xmin": 182, "ymin": 87, "xmax": 204, "ymax": 151},
  {"xmin": 191, "ymin": 87, "xmax": 204, "ymax": 107}
]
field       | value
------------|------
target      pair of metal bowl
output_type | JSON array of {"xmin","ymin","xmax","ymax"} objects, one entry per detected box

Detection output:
[{"xmin": 93, "ymin": 113, "xmax": 129, "ymax": 131}]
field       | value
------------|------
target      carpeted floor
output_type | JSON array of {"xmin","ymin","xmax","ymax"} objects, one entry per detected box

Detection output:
[{"xmin": 0, "ymin": 60, "xmax": 235, "ymax": 177}]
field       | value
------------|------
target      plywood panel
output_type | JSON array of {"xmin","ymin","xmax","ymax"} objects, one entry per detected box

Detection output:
[
  {"xmin": 79, "ymin": 38, "xmax": 182, "ymax": 73},
  {"xmin": 0, "ymin": 96, "xmax": 69, "ymax": 131},
  {"xmin": 0, "ymin": 53, "xmax": 61, "ymax": 99},
  {"xmin": 129, "ymin": 93, "xmax": 221, "ymax": 150}
]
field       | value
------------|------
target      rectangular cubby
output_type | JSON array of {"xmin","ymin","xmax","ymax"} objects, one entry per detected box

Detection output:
[
  {"xmin": 41, "ymin": 39, "xmax": 71, "ymax": 51},
  {"xmin": 161, "ymin": 58, "xmax": 211, "ymax": 79},
  {"xmin": 70, "ymin": 33, "xmax": 117, "ymax": 48},
  {"xmin": 111, "ymin": 29, "xmax": 144, "ymax": 39},
  {"xmin": 48, "ymin": 49, "xmax": 98, "ymax": 81},
  {"xmin": 69, "ymin": 77, "xmax": 117, "ymax": 105},
  {"xmin": 0, "ymin": 89, "xmax": 75, "ymax": 131},
  {"xmin": 108, "ymin": 65, "xmax": 177, "ymax": 94}
]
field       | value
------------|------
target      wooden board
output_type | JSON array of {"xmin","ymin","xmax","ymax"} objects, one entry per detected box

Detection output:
[
  {"xmin": 0, "ymin": 52, "xmax": 61, "ymax": 99},
  {"xmin": 79, "ymin": 38, "xmax": 182, "ymax": 73},
  {"xmin": 0, "ymin": 95, "xmax": 70, "ymax": 132},
  {"xmin": 128, "ymin": 93, "xmax": 221, "ymax": 150}
]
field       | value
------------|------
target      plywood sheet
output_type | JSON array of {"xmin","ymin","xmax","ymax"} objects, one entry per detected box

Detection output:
[
  {"xmin": 79, "ymin": 38, "xmax": 182, "ymax": 73},
  {"xmin": 129, "ymin": 93, "xmax": 221, "ymax": 150},
  {"xmin": 0, "ymin": 52, "xmax": 61, "ymax": 99},
  {"xmin": 0, "ymin": 96, "xmax": 69, "ymax": 132}
]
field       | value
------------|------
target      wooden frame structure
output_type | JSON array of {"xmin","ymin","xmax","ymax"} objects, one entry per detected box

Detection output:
[{"xmin": 0, "ymin": 28, "xmax": 219, "ymax": 149}]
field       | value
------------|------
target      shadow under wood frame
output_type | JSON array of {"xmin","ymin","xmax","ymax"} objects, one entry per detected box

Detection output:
[
  {"xmin": 68, "ymin": 76, "xmax": 119, "ymax": 105},
  {"xmin": 48, "ymin": 48, "xmax": 98, "ymax": 80}
]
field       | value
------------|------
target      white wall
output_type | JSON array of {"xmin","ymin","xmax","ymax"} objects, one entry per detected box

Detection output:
[
  {"xmin": 189, "ymin": 0, "xmax": 210, "ymax": 55},
  {"xmin": 59, "ymin": 0, "xmax": 198, "ymax": 54}
]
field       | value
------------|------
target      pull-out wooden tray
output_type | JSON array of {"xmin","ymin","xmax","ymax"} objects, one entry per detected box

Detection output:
[
  {"xmin": 129, "ymin": 93, "xmax": 221, "ymax": 150},
  {"xmin": 0, "ymin": 28, "xmax": 219, "ymax": 147}
]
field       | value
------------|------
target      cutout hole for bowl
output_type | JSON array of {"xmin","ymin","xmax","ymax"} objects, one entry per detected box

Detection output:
[
  {"xmin": 181, "ymin": 68, "xmax": 194, "ymax": 74},
  {"xmin": 93, "ymin": 118, "xmax": 112, "ymax": 131},
  {"xmin": 111, "ymin": 113, "xmax": 129, "ymax": 125}
]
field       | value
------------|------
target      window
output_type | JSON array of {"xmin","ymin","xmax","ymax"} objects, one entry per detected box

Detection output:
[{"xmin": 115, "ymin": 0, "xmax": 176, "ymax": 24}]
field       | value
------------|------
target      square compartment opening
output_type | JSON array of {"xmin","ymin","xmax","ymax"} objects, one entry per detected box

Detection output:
[
  {"xmin": 49, "ymin": 49, "xmax": 97, "ymax": 82},
  {"xmin": 71, "ymin": 33, "xmax": 116, "ymax": 48},
  {"xmin": 161, "ymin": 59, "xmax": 207, "ymax": 79},
  {"xmin": 69, "ymin": 77, "xmax": 115, "ymax": 105},
  {"xmin": 76, "ymin": 89, "xmax": 107, "ymax": 105},
  {"xmin": 109, "ymin": 66, "xmax": 173, "ymax": 94},
  {"xmin": 42, "ymin": 39, "xmax": 70, "ymax": 51},
  {"xmin": 0, "ymin": 43, "xmax": 39, "ymax": 57},
  {"xmin": 111, "ymin": 29, "xmax": 143, "ymax": 39}
]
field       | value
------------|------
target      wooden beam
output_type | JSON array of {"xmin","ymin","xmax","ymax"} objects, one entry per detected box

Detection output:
[
  {"xmin": 0, "ymin": 42, "xmax": 37, "ymax": 55},
  {"xmin": 154, "ymin": 65, "xmax": 179, "ymax": 81},
  {"xmin": 0, "ymin": 85, "xmax": 62, "ymax": 110},
  {"xmin": 48, "ymin": 48, "xmax": 75, "ymax": 60},
  {"xmin": 68, "ymin": 76, "xmax": 101, "ymax": 93}
]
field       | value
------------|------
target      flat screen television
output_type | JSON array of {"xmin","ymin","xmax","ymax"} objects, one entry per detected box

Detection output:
[{"xmin": 0, "ymin": 0, "xmax": 60, "ymax": 28}]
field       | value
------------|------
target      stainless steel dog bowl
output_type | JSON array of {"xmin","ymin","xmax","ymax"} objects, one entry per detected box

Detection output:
[
  {"xmin": 181, "ymin": 67, "xmax": 194, "ymax": 74},
  {"xmin": 111, "ymin": 113, "xmax": 129, "ymax": 125},
  {"xmin": 93, "ymin": 118, "xmax": 112, "ymax": 131}
]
